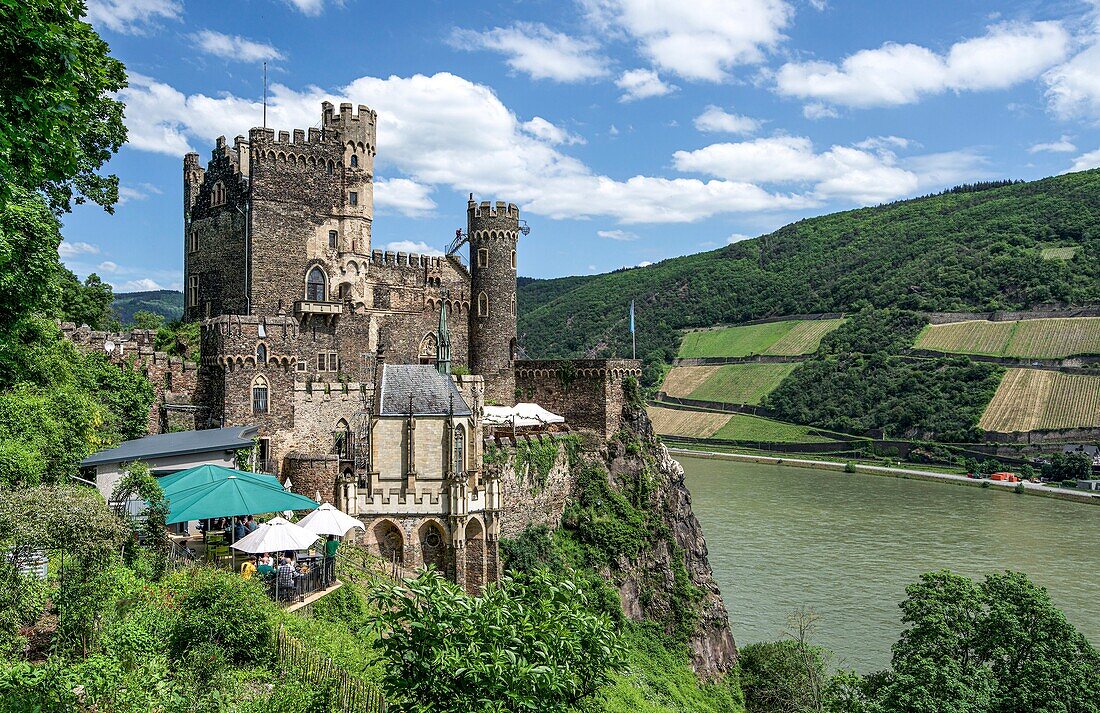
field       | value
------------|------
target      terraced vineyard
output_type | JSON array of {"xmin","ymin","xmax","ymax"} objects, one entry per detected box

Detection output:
[
  {"xmin": 979, "ymin": 369, "xmax": 1100, "ymax": 432},
  {"xmin": 646, "ymin": 406, "xmax": 731, "ymax": 438},
  {"xmin": 915, "ymin": 317, "xmax": 1100, "ymax": 358},
  {"xmin": 646, "ymin": 405, "xmax": 839, "ymax": 443},
  {"xmin": 679, "ymin": 318, "xmax": 845, "ymax": 358},
  {"xmin": 1041, "ymin": 246, "xmax": 1079, "ymax": 260},
  {"xmin": 662, "ymin": 363, "xmax": 798, "ymax": 405}
]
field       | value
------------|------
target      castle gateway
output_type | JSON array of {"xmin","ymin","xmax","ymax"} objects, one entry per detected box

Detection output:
[{"xmin": 182, "ymin": 101, "xmax": 526, "ymax": 591}]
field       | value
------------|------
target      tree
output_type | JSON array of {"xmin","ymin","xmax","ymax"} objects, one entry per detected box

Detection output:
[
  {"xmin": 59, "ymin": 268, "xmax": 114, "ymax": 329},
  {"xmin": 0, "ymin": 191, "xmax": 65, "ymax": 329},
  {"xmin": 131, "ymin": 310, "xmax": 165, "ymax": 331},
  {"xmin": 110, "ymin": 461, "xmax": 169, "ymax": 578},
  {"xmin": 369, "ymin": 568, "xmax": 625, "ymax": 712},
  {"xmin": 739, "ymin": 638, "xmax": 829, "ymax": 713},
  {"xmin": 0, "ymin": 0, "xmax": 127, "ymax": 214}
]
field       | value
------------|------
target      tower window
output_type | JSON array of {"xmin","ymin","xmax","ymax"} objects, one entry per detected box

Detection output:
[
  {"xmin": 453, "ymin": 424, "xmax": 466, "ymax": 473},
  {"xmin": 350, "ymin": 154, "xmax": 359, "ymax": 168},
  {"xmin": 477, "ymin": 248, "xmax": 488, "ymax": 268},
  {"xmin": 210, "ymin": 181, "xmax": 226, "ymax": 207},
  {"xmin": 327, "ymin": 160, "xmax": 335, "ymax": 175},
  {"xmin": 252, "ymin": 376, "xmax": 269, "ymax": 414},
  {"xmin": 256, "ymin": 343, "xmax": 267, "ymax": 364},
  {"xmin": 188, "ymin": 230, "xmax": 199, "ymax": 253},
  {"xmin": 511, "ymin": 250, "xmax": 516, "ymax": 270},
  {"xmin": 478, "ymin": 291, "xmax": 488, "ymax": 317},
  {"xmin": 328, "ymin": 230, "xmax": 338, "ymax": 249},
  {"xmin": 187, "ymin": 274, "xmax": 198, "ymax": 307},
  {"xmin": 317, "ymin": 352, "xmax": 338, "ymax": 371},
  {"xmin": 510, "ymin": 293, "xmax": 516, "ymax": 316},
  {"xmin": 349, "ymin": 191, "xmax": 358, "ymax": 206},
  {"xmin": 306, "ymin": 267, "xmax": 327, "ymax": 301}
]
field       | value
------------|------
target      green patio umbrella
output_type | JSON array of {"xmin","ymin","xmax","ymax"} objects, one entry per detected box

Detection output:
[
  {"xmin": 166, "ymin": 474, "xmax": 318, "ymax": 525},
  {"xmin": 158, "ymin": 464, "xmax": 281, "ymax": 493}
]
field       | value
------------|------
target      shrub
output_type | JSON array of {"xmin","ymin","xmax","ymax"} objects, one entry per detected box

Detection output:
[{"xmin": 165, "ymin": 567, "xmax": 274, "ymax": 665}]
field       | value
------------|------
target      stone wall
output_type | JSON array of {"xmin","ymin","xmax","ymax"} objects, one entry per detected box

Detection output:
[
  {"xmin": 283, "ymin": 452, "xmax": 339, "ymax": 502},
  {"xmin": 514, "ymin": 359, "xmax": 642, "ymax": 437},
  {"xmin": 61, "ymin": 323, "xmax": 201, "ymax": 435},
  {"xmin": 491, "ymin": 441, "xmax": 575, "ymax": 540}
]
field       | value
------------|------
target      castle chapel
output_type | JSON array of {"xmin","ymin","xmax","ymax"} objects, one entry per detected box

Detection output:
[{"xmin": 182, "ymin": 101, "xmax": 524, "ymax": 591}]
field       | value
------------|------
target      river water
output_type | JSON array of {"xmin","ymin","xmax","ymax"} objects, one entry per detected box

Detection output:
[{"xmin": 679, "ymin": 455, "xmax": 1100, "ymax": 672}]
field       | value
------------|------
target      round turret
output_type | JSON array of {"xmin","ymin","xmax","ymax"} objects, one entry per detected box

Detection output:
[{"xmin": 467, "ymin": 200, "xmax": 520, "ymax": 405}]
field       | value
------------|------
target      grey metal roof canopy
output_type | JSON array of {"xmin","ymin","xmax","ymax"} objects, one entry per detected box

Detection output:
[
  {"xmin": 80, "ymin": 426, "xmax": 258, "ymax": 467},
  {"xmin": 379, "ymin": 364, "xmax": 472, "ymax": 416}
]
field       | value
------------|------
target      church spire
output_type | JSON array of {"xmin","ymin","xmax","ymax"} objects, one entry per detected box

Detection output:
[{"xmin": 436, "ymin": 297, "xmax": 451, "ymax": 375}]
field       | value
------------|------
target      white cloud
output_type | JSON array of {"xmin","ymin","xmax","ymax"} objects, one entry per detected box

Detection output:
[
  {"xmin": 727, "ymin": 233, "xmax": 753, "ymax": 243},
  {"xmin": 693, "ymin": 106, "xmax": 761, "ymax": 134},
  {"xmin": 586, "ymin": 0, "xmax": 793, "ymax": 81},
  {"xmin": 776, "ymin": 21, "xmax": 1069, "ymax": 108},
  {"xmin": 802, "ymin": 102, "xmax": 839, "ymax": 119},
  {"xmin": 449, "ymin": 23, "xmax": 608, "ymax": 82},
  {"xmin": 380, "ymin": 240, "xmax": 445, "ymax": 257},
  {"xmin": 118, "ymin": 71, "xmax": 810, "ymax": 224},
  {"xmin": 120, "ymin": 278, "xmax": 164, "ymax": 291},
  {"xmin": 98, "ymin": 261, "xmax": 119, "ymax": 273},
  {"xmin": 616, "ymin": 69, "xmax": 677, "ymax": 101},
  {"xmin": 598, "ymin": 229, "xmax": 639, "ymax": 241},
  {"xmin": 1029, "ymin": 135, "xmax": 1077, "ymax": 153},
  {"xmin": 636, "ymin": 260, "xmax": 654, "ymax": 267},
  {"xmin": 374, "ymin": 178, "xmax": 437, "ymax": 217},
  {"xmin": 191, "ymin": 30, "xmax": 284, "ymax": 63},
  {"xmin": 117, "ymin": 184, "xmax": 157, "ymax": 205},
  {"xmin": 673, "ymin": 136, "xmax": 986, "ymax": 204},
  {"xmin": 521, "ymin": 117, "xmax": 585, "ymax": 145},
  {"xmin": 87, "ymin": 0, "xmax": 180, "ymax": 34},
  {"xmin": 58, "ymin": 241, "xmax": 100, "ymax": 258},
  {"xmin": 1068, "ymin": 148, "xmax": 1100, "ymax": 171},
  {"xmin": 284, "ymin": 0, "xmax": 326, "ymax": 16},
  {"xmin": 1045, "ymin": 43, "xmax": 1100, "ymax": 120}
]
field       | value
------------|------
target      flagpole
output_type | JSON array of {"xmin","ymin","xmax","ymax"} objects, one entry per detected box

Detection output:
[{"xmin": 630, "ymin": 300, "xmax": 636, "ymax": 360}]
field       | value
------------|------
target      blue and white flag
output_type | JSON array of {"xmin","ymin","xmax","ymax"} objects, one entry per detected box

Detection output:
[{"xmin": 629, "ymin": 300, "xmax": 635, "ymax": 334}]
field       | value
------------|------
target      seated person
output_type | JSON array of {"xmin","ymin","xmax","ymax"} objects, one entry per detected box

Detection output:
[
  {"xmin": 276, "ymin": 557, "xmax": 298, "ymax": 599},
  {"xmin": 234, "ymin": 519, "xmax": 248, "ymax": 541},
  {"xmin": 257, "ymin": 553, "xmax": 275, "ymax": 575}
]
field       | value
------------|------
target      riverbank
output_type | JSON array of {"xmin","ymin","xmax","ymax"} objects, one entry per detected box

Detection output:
[{"xmin": 667, "ymin": 447, "xmax": 1100, "ymax": 505}]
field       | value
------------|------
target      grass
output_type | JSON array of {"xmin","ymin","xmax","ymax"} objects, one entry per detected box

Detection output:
[
  {"xmin": 979, "ymin": 368, "xmax": 1100, "ymax": 432},
  {"xmin": 678, "ymin": 319, "xmax": 845, "ymax": 358},
  {"xmin": 661, "ymin": 365, "xmax": 722, "ymax": 398},
  {"xmin": 711, "ymin": 413, "xmax": 837, "ymax": 443},
  {"xmin": 914, "ymin": 317, "xmax": 1100, "ymax": 358},
  {"xmin": 1041, "ymin": 246, "xmax": 1079, "ymax": 260},
  {"xmin": 687, "ymin": 363, "xmax": 798, "ymax": 405}
]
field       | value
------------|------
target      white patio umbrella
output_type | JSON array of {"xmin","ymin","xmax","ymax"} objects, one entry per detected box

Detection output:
[
  {"xmin": 230, "ymin": 516, "xmax": 319, "ymax": 554},
  {"xmin": 297, "ymin": 502, "xmax": 366, "ymax": 537}
]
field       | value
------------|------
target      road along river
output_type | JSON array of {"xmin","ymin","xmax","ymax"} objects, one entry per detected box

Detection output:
[{"xmin": 679, "ymin": 455, "xmax": 1100, "ymax": 671}]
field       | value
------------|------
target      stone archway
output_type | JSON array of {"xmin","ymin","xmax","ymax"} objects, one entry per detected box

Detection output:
[
  {"xmin": 373, "ymin": 520, "xmax": 404, "ymax": 566},
  {"xmin": 418, "ymin": 520, "xmax": 447, "ymax": 573},
  {"xmin": 464, "ymin": 518, "xmax": 485, "ymax": 595}
]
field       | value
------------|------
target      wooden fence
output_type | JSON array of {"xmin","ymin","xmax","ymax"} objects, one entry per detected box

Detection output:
[{"xmin": 275, "ymin": 623, "xmax": 387, "ymax": 712}]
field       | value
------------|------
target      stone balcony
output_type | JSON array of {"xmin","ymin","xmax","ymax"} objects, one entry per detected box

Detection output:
[{"xmin": 293, "ymin": 300, "xmax": 342, "ymax": 324}]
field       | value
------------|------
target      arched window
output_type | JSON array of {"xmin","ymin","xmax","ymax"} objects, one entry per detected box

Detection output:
[
  {"xmin": 510, "ymin": 250, "xmax": 516, "ymax": 270},
  {"xmin": 350, "ymin": 154, "xmax": 359, "ymax": 168},
  {"xmin": 453, "ymin": 424, "xmax": 466, "ymax": 474},
  {"xmin": 306, "ymin": 267, "xmax": 327, "ymax": 301},
  {"xmin": 255, "ymin": 343, "xmax": 267, "ymax": 365},
  {"xmin": 334, "ymin": 419, "xmax": 352, "ymax": 460},
  {"xmin": 478, "ymin": 291, "xmax": 488, "ymax": 317},
  {"xmin": 510, "ymin": 293, "xmax": 516, "ymax": 316},
  {"xmin": 252, "ymin": 375, "xmax": 269, "ymax": 414}
]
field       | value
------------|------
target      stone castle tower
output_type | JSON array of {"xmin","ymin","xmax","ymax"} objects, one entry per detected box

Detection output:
[{"xmin": 467, "ymin": 200, "xmax": 520, "ymax": 406}]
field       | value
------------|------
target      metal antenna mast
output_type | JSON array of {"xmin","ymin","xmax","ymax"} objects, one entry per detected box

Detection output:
[{"xmin": 262, "ymin": 62, "xmax": 268, "ymax": 129}]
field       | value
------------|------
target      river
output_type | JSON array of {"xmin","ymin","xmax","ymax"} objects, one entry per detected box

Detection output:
[{"xmin": 679, "ymin": 455, "xmax": 1100, "ymax": 672}]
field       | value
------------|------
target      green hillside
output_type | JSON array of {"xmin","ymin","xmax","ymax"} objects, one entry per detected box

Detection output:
[
  {"xmin": 518, "ymin": 171, "xmax": 1100, "ymax": 380},
  {"xmin": 112, "ymin": 289, "xmax": 183, "ymax": 325}
]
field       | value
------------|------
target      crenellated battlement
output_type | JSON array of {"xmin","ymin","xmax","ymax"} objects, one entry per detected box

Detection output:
[
  {"xmin": 322, "ymin": 101, "xmax": 377, "ymax": 128},
  {"xmin": 370, "ymin": 250, "xmax": 445, "ymax": 269},
  {"xmin": 468, "ymin": 200, "xmax": 520, "ymax": 219}
]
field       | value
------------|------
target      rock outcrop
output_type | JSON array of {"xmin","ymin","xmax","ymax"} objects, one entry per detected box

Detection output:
[{"xmin": 494, "ymin": 400, "xmax": 737, "ymax": 679}]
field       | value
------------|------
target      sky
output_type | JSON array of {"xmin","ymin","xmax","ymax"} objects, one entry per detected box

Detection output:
[{"xmin": 62, "ymin": 0, "xmax": 1100, "ymax": 291}]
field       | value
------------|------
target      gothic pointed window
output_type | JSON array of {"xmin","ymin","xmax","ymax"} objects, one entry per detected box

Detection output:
[
  {"xmin": 334, "ymin": 419, "xmax": 352, "ymax": 460},
  {"xmin": 453, "ymin": 424, "xmax": 466, "ymax": 474},
  {"xmin": 478, "ymin": 291, "xmax": 488, "ymax": 317},
  {"xmin": 252, "ymin": 375, "xmax": 269, "ymax": 414},
  {"xmin": 306, "ymin": 267, "xmax": 327, "ymax": 301},
  {"xmin": 256, "ymin": 343, "xmax": 267, "ymax": 365}
]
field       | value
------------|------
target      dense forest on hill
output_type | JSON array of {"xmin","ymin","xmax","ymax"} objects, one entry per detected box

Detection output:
[
  {"xmin": 112, "ymin": 289, "xmax": 183, "ymax": 325},
  {"xmin": 517, "ymin": 170, "xmax": 1100, "ymax": 379}
]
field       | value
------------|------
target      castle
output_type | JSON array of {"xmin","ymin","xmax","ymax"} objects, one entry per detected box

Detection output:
[{"xmin": 66, "ymin": 101, "xmax": 641, "ymax": 594}]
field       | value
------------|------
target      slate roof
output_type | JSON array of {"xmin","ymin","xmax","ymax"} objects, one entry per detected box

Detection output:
[
  {"xmin": 379, "ymin": 364, "xmax": 471, "ymax": 417},
  {"xmin": 81, "ymin": 426, "xmax": 258, "ymax": 467}
]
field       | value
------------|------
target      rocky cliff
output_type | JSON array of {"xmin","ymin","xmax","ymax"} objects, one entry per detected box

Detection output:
[{"xmin": 491, "ymin": 397, "xmax": 737, "ymax": 679}]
